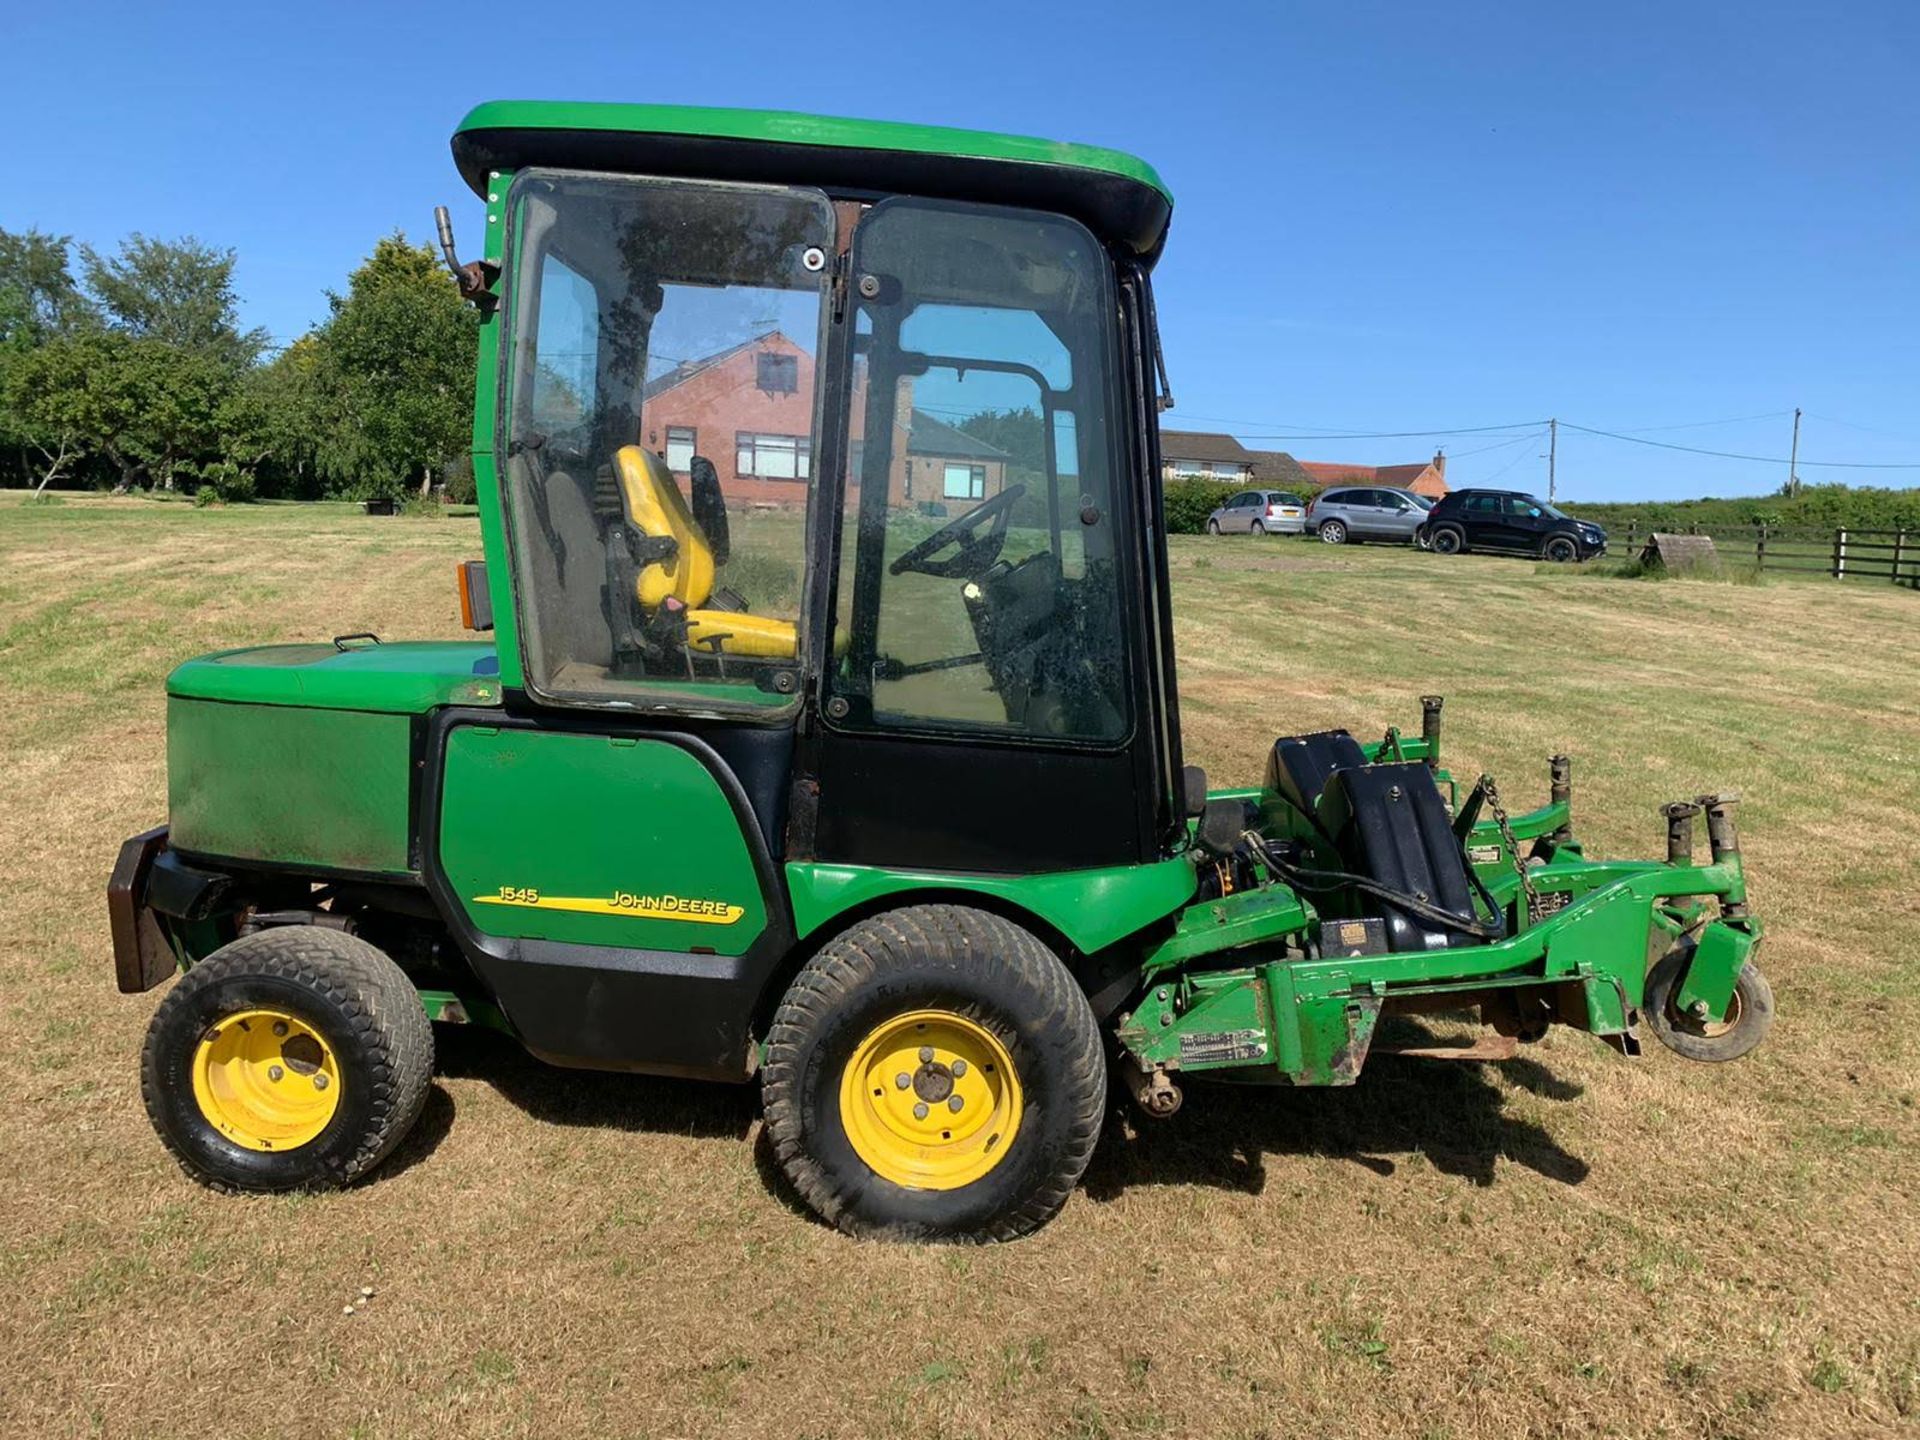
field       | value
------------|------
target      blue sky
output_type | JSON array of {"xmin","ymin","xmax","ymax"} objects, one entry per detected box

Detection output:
[{"xmin": 5, "ymin": 1, "xmax": 1916, "ymax": 501}]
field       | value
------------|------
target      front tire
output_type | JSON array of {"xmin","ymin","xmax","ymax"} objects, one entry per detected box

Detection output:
[
  {"xmin": 1430, "ymin": 524, "xmax": 1466, "ymax": 555},
  {"xmin": 1542, "ymin": 534, "xmax": 1579, "ymax": 563},
  {"xmin": 1206, "ymin": 519, "xmax": 1222, "ymax": 535},
  {"xmin": 762, "ymin": 905, "xmax": 1105, "ymax": 1243},
  {"xmin": 140, "ymin": 927, "xmax": 433, "ymax": 1192},
  {"xmin": 1318, "ymin": 519, "xmax": 1348, "ymax": 545},
  {"xmin": 1643, "ymin": 948, "xmax": 1774, "ymax": 1062}
]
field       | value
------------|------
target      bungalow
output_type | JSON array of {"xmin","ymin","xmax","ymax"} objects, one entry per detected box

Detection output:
[{"xmin": 1159, "ymin": 429, "xmax": 1256, "ymax": 481}]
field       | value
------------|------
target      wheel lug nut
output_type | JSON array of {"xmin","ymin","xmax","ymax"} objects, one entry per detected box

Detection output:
[
  {"xmin": 950, "ymin": 1059, "xmax": 967, "ymax": 1078},
  {"xmin": 894, "ymin": 1072, "xmax": 911, "ymax": 1090},
  {"xmin": 312, "ymin": 1074, "xmax": 330, "ymax": 1091},
  {"xmin": 267, "ymin": 1065, "xmax": 284, "ymax": 1082},
  {"xmin": 919, "ymin": 1046, "xmax": 934, "ymax": 1063},
  {"xmin": 948, "ymin": 1095, "xmax": 964, "ymax": 1113},
  {"xmin": 272, "ymin": 1020, "xmax": 289, "ymax": 1037},
  {"xmin": 912, "ymin": 1102, "xmax": 929, "ymax": 1120}
]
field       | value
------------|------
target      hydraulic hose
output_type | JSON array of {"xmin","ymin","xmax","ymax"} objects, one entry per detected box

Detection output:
[{"xmin": 1243, "ymin": 832, "xmax": 1507, "ymax": 943}]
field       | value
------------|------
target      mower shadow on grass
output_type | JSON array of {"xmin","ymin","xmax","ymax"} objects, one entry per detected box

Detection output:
[
  {"xmin": 1082, "ymin": 1026, "xmax": 1591, "ymax": 1203},
  {"xmin": 426, "ymin": 1024, "xmax": 758, "ymax": 1141}
]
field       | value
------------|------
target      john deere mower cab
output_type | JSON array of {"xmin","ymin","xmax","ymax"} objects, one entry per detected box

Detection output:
[{"xmin": 109, "ymin": 104, "xmax": 1772, "ymax": 1243}]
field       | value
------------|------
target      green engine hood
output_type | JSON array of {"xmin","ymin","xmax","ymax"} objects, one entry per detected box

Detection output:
[{"xmin": 167, "ymin": 642, "xmax": 505, "ymax": 714}]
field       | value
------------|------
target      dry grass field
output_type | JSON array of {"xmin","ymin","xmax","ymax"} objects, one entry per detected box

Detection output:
[{"xmin": 1, "ymin": 492, "xmax": 1916, "ymax": 1440}]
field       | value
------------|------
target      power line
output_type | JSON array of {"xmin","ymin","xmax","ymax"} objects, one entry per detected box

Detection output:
[
  {"xmin": 1805, "ymin": 411, "xmax": 1920, "ymax": 443},
  {"xmin": 1229, "ymin": 421, "xmax": 1549, "ymax": 442},
  {"xmin": 1556, "ymin": 420, "xmax": 1920, "ymax": 470},
  {"xmin": 1445, "ymin": 429, "xmax": 1546, "ymax": 460},
  {"xmin": 1612, "ymin": 409, "xmax": 1794, "ymax": 434},
  {"xmin": 1479, "ymin": 439, "xmax": 1540, "ymax": 485}
]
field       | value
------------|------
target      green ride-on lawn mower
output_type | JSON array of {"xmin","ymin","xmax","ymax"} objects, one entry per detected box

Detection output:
[{"xmin": 108, "ymin": 102, "xmax": 1773, "ymax": 1242}]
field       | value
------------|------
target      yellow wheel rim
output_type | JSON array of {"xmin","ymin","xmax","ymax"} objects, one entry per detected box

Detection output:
[
  {"xmin": 190, "ymin": 1008, "xmax": 341, "ymax": 1151},
  {"xmin": 839, "ymin": 1009, "xmax": 1023, "ymax": 1191}
]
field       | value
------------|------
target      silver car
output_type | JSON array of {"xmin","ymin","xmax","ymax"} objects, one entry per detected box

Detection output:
[
  {"xmin": 1306, "ymin": 486, "xmax": 1430, "ymax": 545},
  {"xmin": 1205, "ymin": 489, "xmax": 1308, "ymax": 535}
]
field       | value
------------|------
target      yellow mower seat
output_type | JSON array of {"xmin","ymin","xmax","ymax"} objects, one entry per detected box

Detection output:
[{"xmin": 613, "ymin": 445, "xmax": 799, "ymax": 659}]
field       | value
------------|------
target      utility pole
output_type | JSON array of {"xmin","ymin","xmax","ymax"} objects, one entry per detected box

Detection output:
[
  {"xmin": 1787, "ymin": 408, "xmax": 1802, "ymax": 496},
  {"xmin": 1547, "ymin": 417, "xmax": 1558, "ymax": 503}
]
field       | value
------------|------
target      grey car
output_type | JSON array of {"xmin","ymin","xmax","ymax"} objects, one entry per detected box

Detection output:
[
  {"xmin": 1305, "ymin": 486, "xmax": 1430, "ymax": 545},
  {"xmin": 1204, "ymin": 489, "xmax": 1308, "ymax": 535}
]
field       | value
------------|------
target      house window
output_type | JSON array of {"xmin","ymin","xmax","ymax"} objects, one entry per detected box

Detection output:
[
  {"xmin": 943, "ymin": 463, "xmax": 986, "ymax": 500},
  {"xmin": 756, "ymin": 352, "xmax": 799, "ymax": 394},
  {"xmin": 736, "ymin": 432, "xmax": 811, "ymax": 481},
  {"xmin": 665, "ymin": 426, "xmax": 695, "ymax": 473}
]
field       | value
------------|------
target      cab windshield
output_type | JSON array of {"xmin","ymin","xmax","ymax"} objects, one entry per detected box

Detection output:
[{"xmin": 500, "ymin": 170, "xmax": 831, "ymax": 707}]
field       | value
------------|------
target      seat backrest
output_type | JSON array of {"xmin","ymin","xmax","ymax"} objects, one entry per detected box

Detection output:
[
  {"xmin": 613, "ymin": 445, "xmax": 715, "ymax": 609},
  {"xmin": 510, "ymin": 453, "xmax": 613, "ymax": 671}
]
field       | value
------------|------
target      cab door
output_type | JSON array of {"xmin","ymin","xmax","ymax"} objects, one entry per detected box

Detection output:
[
  {"xmin": 803, "ymin": 196, "xmax": 1167, "ymax": 874},
  {"xmin": 440, "ymin": 169, "xmax": 839, "ymax": 1077}
]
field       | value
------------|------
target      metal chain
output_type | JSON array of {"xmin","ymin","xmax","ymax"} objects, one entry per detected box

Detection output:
[{"xmin": 1482, "ymin": 773, "xmax": 1542, "ymax": 924}]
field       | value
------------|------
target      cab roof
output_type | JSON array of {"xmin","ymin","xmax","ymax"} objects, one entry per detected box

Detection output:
[{"xmin": 452, "ymin": 101, "xmax": 1174, "ymax": 267}]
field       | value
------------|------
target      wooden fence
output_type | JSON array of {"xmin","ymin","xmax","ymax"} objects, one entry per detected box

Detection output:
[{"xmin": 1614, "ymin": 523, "xmax": 1920, "ymax": 588}]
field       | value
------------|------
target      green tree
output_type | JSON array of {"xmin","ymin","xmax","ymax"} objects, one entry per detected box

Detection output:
[
  {"xmin": 957, "ymin": 407, "xmax": 1046, "ymax": 473},
  {"xmin": 0, "ymin": 229, "xmax": 97, "ymax": 486},
  {"xmin": 0, "ymin": 228, "xmax": 94, "ymax": 347},
  {"xmin": 5, "ymin": 331, "xmax": 226, "ymax": 492},
  {"xmin": 80, "ymin": 233, "xmax": 267, "ymax": 369},
  {"xmin": 311, "ymin": 236, "xmax": 477, "ymax": 499},
  {"xmin": 218, "ymin": 335, "xmax": 329, "ymax": 496}
]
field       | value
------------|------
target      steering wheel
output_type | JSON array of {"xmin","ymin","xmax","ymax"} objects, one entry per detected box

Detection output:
[{"xmin": 888, "ymin": 485, "xmax": 1027, "ymax": 579}]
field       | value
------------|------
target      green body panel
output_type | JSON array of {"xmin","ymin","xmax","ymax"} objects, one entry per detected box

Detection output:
[
  {"xmin": 439, "ymin": 727, "xmax": 768, "ymax": 957},
  {"xmin": 453, "ymin": 101, "xmax": 1172, "ymax": 207},
  {"xmin": 168, "ymin": 642, "xmax": 503, "ymax": 714},
  {"xmin": 167, "ymin": 698, "xmax": 414, "ymax": 873},
  {"xmin": 1138, "ymin": 883, "xmax": 1313, "ymax": 979},
  {"xmin": 785, "ymin": 857, "xmax": 1198, "ymax": 956},
  {"xmin": 1675, "ymin": 919, "xmax": 1755, "ymax": 1018}
]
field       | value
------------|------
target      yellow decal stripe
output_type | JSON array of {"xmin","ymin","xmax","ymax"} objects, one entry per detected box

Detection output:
[{"xmin": 471, "ymin": 892, "xmax": 746, "ymax": 925}]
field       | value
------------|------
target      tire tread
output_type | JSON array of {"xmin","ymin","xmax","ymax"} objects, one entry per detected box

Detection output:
[
  {"xmin": 762, "ymin": 904, "xmax": 1104, "ymax": 1243},
  {"xmin": 140, "ymin": 927, "xmax": 433, "ymax": 1191}
]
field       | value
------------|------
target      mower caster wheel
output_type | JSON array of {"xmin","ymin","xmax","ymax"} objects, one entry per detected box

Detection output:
[
  {"xmin": 1642, "ymin": 949, "xmax": 1774, "ymax": 1063},
  {"xmin": 140, "ymin": 927, "xmax": 433, "ymax": 1192},
  {"xmin": 762, "ymin": 904, "xmax": 1106, "ymax": 1243}
]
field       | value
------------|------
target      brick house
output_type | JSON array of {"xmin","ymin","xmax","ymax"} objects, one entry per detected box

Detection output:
[
  {"xmin": 639, "ymin": 331, "xmax": 826, "ymax": 507},
  {"xmin": 1297, "ymin": 450, "xmax": 1450, "ymax": 498},
  {"xmin": 640, "ymin": 331, "xmax": 1006, "ymax": 510}
]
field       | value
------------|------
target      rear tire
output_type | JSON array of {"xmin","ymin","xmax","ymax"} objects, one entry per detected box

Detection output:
[
  {"xmin": 1319, "ymin": 519, "xmax": 1348, "ymax": 545},
  {"xmin": 140, "ymin": 927, "xmax": 433, "ymax": 1192},
  {"xmin": 762, "ymin": 905, "xmax": 1105, "ymax": 1243},
  {"xmin": 1430, "ymin": 524, "xmax": 1466, "ymax": 555},
  {"xmin": 1643, "ymin": 949, "xmax": 1774, "ymax": 1062},
  {"xmin": 1252, "ymin": 520, "xmax": 1267, "ymax": 535}
]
